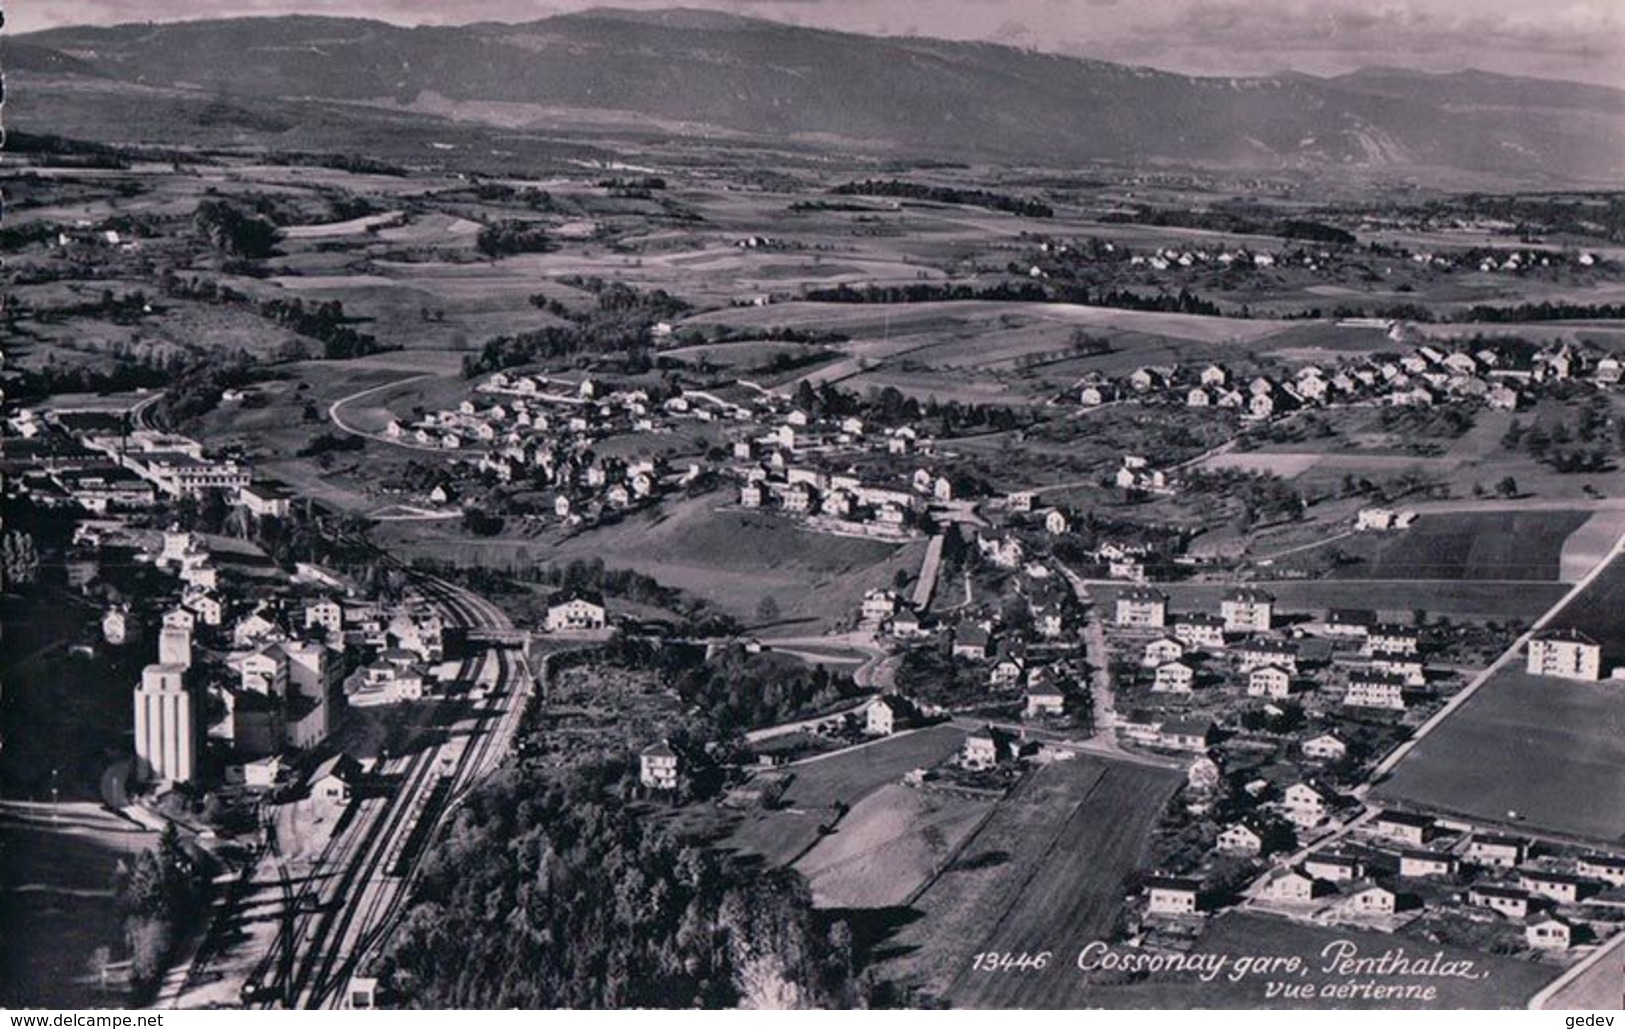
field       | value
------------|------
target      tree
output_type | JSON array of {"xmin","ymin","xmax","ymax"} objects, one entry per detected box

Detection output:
[
  {"xmin": 1, "ymin": 531, "xmax": 40, "ymax": 587},
  {"xmin": 755, "ymin": 596, "xmax": 781, "ymax": 626},
  {"xmin": 1496, "ymin": 476, "xmax": 1520, "ymax": 498}
]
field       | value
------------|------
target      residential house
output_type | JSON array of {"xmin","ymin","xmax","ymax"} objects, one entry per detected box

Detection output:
[
  {"xmin": 1399, "ymin": 850, "xmax": 1460, "ymax": 879},
  {"xmin": 1346, "ymin": 884, "xmax": 1401, "ymax": 918},
  {"xmin": 1520, "ymin": 870, "xmax": 1594, "ymax": 905},
  {"xmin": 961, "ymin": 730, "xmax": 1010, "ymax": 771},
  {"xmin": 1301, "ymin": 733, "xmax": 1348, "ymax": 762},
  {"xmin": 1115, "ymin": 588, "xmax": 1169, "ymax": 629},
  {"xmin": 1304, "ymin": 854, "xmax": 1364, "ymax": 883},
  {"xmin": 1256, "ymin": 867, "xmax": 1324, "ymax": 904},
  {"xmin": 1157, "ymin": 718, "xmax": 1215, "ymax": 753},
  {"xmin": 1221, "ymin": 588, "xmax": 1276, "ymax": 633},
  {"xmin": 952, "ymin": 626, "xmax": 992, "ymax": 661},
  {"xmin": 865, "ymin": 695, "xmax": 916, "ymax": 736},
  {"xmin": 1345, "ymin": 670, "xmax": 1408, "ymax": 710},
  {"xmin": 1217, "ymin": 822, "xmax": 1265, "ymax": 857},
  {"xmin": 1235, "ymin": 639, "xmax": 1299, "ymax": 673},
  {"xmin": 546, "ymin": 591, "xmax": 608, "ymax": 632},
  {"xmin": 1024, "ymin": 683, "xmax": 1067, "ymax": 719},
  {"xmin": 1469, "ymin": 885, "xmax": 1539, "ymax": 920},
  {"xmin": 1248, "ymin": 665, "xmax": 1294, "ymax": 699},
  {"xmin": 1368, "ymin": 653, "xmax": 1427, "ymax": 687},
  {"xmin": 1145, "ymin": 877, "xmax": 1204, "ymax": 917},
  {"xmin": 1465, "ymin": 834, "xmax": 1526, "ymax": 870},
  {"xmin": 1142, "ymin": 636, "xmax": 1186, "ymax": 667},
  {"xmin": 1367, "ymin": 624, "xmax": 1420, "ymax": 656},
  {"xmin": 1526, "ymin": 917, "xmax": 1574, "ymax": 951},
  {"xmin": 309, "ymin": 753, "xmax": 361, "ymax": 805},
  {"xmin": 1372, "ymin": 810, "xmax": 1435, "ymax": 847},
  {"xmin": 1152, "ymin": 661, "xmax": 1196, "ymax": 694},
  {"xmin": 1281, "ymin": 782, "xmax": 1335, "ymax": 829},
  {"xmin": 1174, "ymin": 614, "xmax": 1227, "ymax": 650},
  {"xmin": 640, "ymin": 741, "xmax": 681, "ymax": 791},
  {"xmin": 861, "ymin": 589, "xmax": 899, "ymax": 624},
  {"xmin": 1527, "ymin": 629, "xmax": 1603, "ymax": 681},
  {"xmin": 1322, "ymin": 608, "xmax": 1377, "ymax": 638},
  {"xmin": 1578, "ymin": 854, "xmax": 1625, "ymax": 887},
  {"xmin": 889, "ymin": 610, "xmax": 926, "ymax": 640},
  {"xmin": 989, "ymin": 657, "xmax": 1026, "ymax": 688}
]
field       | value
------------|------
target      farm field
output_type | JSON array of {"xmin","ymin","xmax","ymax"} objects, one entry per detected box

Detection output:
[
  {"xmin": 795, "ymin": 784, "xmax": 994, "ymax": 909},
  {"xmin": 379, "ymin": 492, "xmax": 925, "ymax": 630},
  {"xmin": 1085, "ymin": 914, "xmax": 1559, "ymax": 1009},
  {"xmin": 724, "ymin": 725, "xmax": 968, "ymax": 867},
  {"xmin": 1326, "ymin": 510, "xmax": 1590, "ymax": 582},
  {"xmin": 0, "ymin": 812, "xmax": 157, "ymax": 1008},
  {"xmin": 683, "ymin": 300, "xmax": 1294, "ymax": 346},
  {"xmin": 1542, "ymin": 549, "xmax": 1625, "ymax": 661},
  {"xmin": 1376, "ymin": 551, "xmax": 1625, "ymax": 841},
  {"xmin": 1088, "ymin": 579, "xmax": 1568, "ymax": 624},
  {"xmin": 1376, "ymin": 665, "xmax": 1625, "ymax": 842},
  {"xmin": 878, "ymin": 757, "xmax": 1181, "ymax": 1006}
]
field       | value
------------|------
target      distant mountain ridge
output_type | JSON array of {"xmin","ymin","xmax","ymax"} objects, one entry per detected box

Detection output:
[{"xmin": 13, "ymin": 8, "xmax": 1625, "ymax": 181}]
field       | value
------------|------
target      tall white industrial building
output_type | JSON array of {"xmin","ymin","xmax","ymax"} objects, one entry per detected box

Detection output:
[{"xmin": 134, "ymin": 663, "xmax": 199, "ymax": 783}]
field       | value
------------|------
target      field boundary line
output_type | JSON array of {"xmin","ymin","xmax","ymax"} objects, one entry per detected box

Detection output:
[{"xmin": 1371, "ymin": 532, "xmax": 1625, "ymax": 782}]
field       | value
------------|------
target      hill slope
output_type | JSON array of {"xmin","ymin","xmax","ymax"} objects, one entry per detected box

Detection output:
[{"xmin": 14, "ymin": 8, "xmax": 1625, "ymax": 180}]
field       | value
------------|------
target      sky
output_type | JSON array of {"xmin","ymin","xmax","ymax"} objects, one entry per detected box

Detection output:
[{"xmin": 15, "ymin": 0, "xmax": 1625, "ymax": 89}]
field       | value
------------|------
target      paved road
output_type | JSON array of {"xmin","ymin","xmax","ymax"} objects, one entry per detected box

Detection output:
[
  {"xmin": 326, "ymin": 374, "xmax": 441, "ymax": 451},
  {"xmin": 1055, "ymin": 561, "xmax": 1120, "ymax": 741},
  {"xmin": 911, "ymin": 533, "xmax": 945, "ymax": 610}
]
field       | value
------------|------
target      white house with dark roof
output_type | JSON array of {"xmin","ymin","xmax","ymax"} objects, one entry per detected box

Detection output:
[
  {"xmin": 1152, "ymin": 661, "xmax": 1196, "ymax": 694},
  {"xmin": 1247, "ymin": 665, "xmax": 1294, "ymax": 699},
  {"xmin": 1174, "ymin": 613, "xmax": 1226, "ymax": 649},
  {"xmin": 1115, "ymin": 588, "xmax": 1168, "ymax": 629},
  {"xmin": 1142, "ymin": 636, "xmax": 1186, "ymax": 667},
  {"xmin": 1465, "ymin": 834, "xmax": 1526, "ymax": 869},
  {"xmin": 1221, "ymin": 588, "xmax": 1275, "ymax": 633},
  {"xmin": 1527, "ymin": 629, "xmax": 1603, "ymax": 681},
  {"xmin": 1145, "ymin": 877, "xmax": 1204, "ymax": 917},
  {"xmin": 1301, "ymin": 732, "xmax": 1347, "ymax": 762},
  {"xmin": 640, "ymin": 741, "xmax": 681, "ymax": 791},
  {"xmin": 1373, "ymin": 810, "xmax": 1435, "ymax": 847}
]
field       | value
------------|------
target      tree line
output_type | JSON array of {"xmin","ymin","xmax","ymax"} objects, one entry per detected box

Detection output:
[{"xmin": 380, "ymin": 762, "xmax": 862, "ymax": 1008}]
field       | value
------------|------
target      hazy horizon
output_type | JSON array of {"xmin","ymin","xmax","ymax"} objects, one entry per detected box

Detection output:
[{"xmin": 14, "ymin": 0, "xmax": 1625, "ymax": 91}]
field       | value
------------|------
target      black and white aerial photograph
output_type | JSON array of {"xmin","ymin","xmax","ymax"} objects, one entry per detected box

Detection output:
[{"xmin": 1, "ymin": 0, "xmax": 1623, "ymax": 1012}]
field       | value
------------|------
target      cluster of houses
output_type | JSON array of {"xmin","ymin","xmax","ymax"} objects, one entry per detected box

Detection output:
[
  {"xmin": 1081, "ymin": 338, "xmax": 1617, "ymax": 420},
  {"xmin": 1144, "ymin": 807, "xmax": 1625, "ymax": 956},
  {"xmin": 387, "ymin": 376, "xmax": 729, "ymax": 522},
  {"xmin": 738, "ymin": 463, "xmax": 926, "ymax": 538},
  {"xmin": 1110, "ymin": 587, "xmax": 1453, "ymax": 716},
  {"xmin": 94, "ymin": 521, "xmax": 460, "ymax": 789},
  {"xmin": 1025, "ymin": 232, "xmax": 1607, "ymax": 287}
]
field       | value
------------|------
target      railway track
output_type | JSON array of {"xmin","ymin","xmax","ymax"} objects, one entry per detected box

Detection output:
[{"xmin": 244, "ymin": 565, "xmax": 532, "ymax": 1009}]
